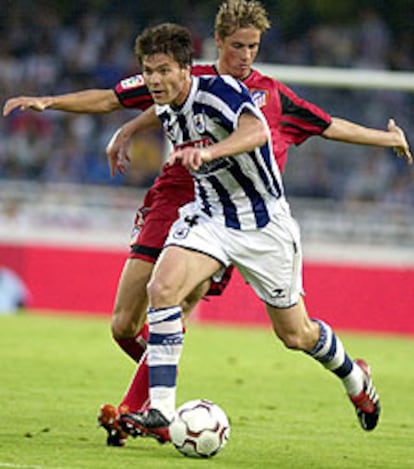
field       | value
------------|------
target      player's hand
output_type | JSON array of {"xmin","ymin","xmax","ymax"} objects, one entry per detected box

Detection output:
[
  {"xmin": 105, "ymin": 127, "xmax": 131, "ymax": 177},
  {"xmin": 3, "ymin": 96, "xmax": 51, "ymax": 116},
  {"xmin": 388, "ymin": 118, "xmax": 412, "ymax": 165},
  {"xmin": 169, "ymin": 148, "xmax": 212, "ymax": 171}
]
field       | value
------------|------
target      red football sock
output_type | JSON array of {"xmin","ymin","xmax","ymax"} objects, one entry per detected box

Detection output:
[
  {"xmin": 114, "ymin": 323, "xmax": 149, "ymax": 363},
  {"xmin": 120, "ymin": 352, "xmax": 150, "ymax": 413}
]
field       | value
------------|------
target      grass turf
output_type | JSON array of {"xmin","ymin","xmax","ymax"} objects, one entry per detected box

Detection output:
[{"xmin": 0, "ymin": 312, "xmax": 413, "ymax": 469}]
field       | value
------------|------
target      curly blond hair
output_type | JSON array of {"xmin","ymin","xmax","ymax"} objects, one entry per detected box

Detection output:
[{"xmin": 215, "ymin": 0, "xmax": 271, "ymax": 39}]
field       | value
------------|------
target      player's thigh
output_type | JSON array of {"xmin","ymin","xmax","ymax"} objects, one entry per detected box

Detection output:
[
  {"xmin": 230, "ymin": 215, "xmax": 303, "ymax": 308},
  {"xmin": 149, "ymin": 246, "xmax": 221, "ymax": 308},
  {"xmin": 113, "ymin": 258, "xmax": 154, "ymax": 326}
]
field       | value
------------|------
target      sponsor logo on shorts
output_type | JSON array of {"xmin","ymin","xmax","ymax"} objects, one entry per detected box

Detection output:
[{"xmin": 271, "ymin": 288, "xmax": 286, "ymax": 298}]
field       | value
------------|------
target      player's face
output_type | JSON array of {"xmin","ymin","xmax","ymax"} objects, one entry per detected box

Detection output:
[
  {"xmin": 142, "ymin": 53, "xmax": 191, "ymax": 106},
  {"xmin": 215, "ymin": 27, "xmax": 261, "ymax": 80}
]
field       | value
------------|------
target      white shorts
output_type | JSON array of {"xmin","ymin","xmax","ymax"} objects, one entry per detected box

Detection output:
[{"xmin": 165, "ymin": 203, "xmax": 303, "ymax": 308}]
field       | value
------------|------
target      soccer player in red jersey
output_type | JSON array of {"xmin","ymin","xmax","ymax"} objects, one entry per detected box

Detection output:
[{"xmin": 3, "ymin": 0, "xmax": 411, "ymax": 446}]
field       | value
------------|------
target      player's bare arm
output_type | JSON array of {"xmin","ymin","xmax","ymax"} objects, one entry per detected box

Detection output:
[
  {"xmin": 106, "ymin": 105, "xmax": 161, "ymax": 177},
  {"xmin": 3, "ymin": 89, "xmax": 121, "ymax": 116},
  {"xmin": 3, "ymin": 96, "xmax": 53, "ymax": 115},
  {"xmin": 323, "ymin": 117, "xmax": 412, "ymax": 165},
  {"xmin": 170, "ymin": 112, "xmax": 268, "ymax": 171}
]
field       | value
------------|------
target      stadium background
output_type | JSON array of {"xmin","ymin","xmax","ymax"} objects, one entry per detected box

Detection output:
[{"xmin": 1, "ymin": 0, "xmax": 413, "ymax": 334}]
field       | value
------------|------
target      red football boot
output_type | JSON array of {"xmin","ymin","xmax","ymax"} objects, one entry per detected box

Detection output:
[
  {"xmin": 97, "ymin": 403, "xmax": 131, "ymax": 446},
  {"xmin": 349, "ymin": 359, "xmax": 380, "ymax": 431}
]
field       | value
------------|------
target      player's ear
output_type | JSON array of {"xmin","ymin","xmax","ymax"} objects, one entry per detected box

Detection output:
[
  {"xmin": 214, "ymin": 33, "xmax": 223, "ymax": 49},
  {"xmin": 180, "ymin": 65, "xmax": 191, "ymax": 81},
  {"xmin": 182, "ymin": 64, "xmax": 191, "ymax": 77}
]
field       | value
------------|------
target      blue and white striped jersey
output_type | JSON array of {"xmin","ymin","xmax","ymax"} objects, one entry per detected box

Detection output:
[{"xmin": 155, "ymin": 75, "xmax": 288, "ymax": 230}]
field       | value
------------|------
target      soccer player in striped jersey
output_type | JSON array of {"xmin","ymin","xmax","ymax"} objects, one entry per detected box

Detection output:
[
  {"xmin": 3, "ymin": 0, "xmax": 411, "ymax": 446},
  {"xmin": 118, "ymin": 22, "xmax": 383, "ymax": 442}
]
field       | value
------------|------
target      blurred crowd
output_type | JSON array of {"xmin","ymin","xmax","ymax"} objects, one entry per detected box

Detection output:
[{"xmin": 1, "ymin": 1, "xmax": 413, "ymax": 209}]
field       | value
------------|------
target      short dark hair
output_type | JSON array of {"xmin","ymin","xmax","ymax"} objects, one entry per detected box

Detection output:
[{"xmin": 135, "ymin": 23, "xmax": 193, "ymax": 68}]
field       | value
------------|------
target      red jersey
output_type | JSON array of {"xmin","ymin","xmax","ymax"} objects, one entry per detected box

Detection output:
[
  {"xmin": 242, "ymin": 68, "xmax": 332, "ymax": 171},
  {"xmin": 114, "ymin": 65, "xmax": 331, "ymax": 265},
  {"xmin": 114, "ymin": 64, "xmax": 332, "ymax": 176}
]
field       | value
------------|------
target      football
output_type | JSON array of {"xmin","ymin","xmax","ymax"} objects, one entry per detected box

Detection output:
[{"xmin": 169, "ymin": 399, "xmax": 230, "ymax": 458}]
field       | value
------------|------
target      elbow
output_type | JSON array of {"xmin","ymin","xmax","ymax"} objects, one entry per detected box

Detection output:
[
  {"xmin": 105, "ymin": 101, "xmax": 123, "ymax": 113},
  {"xmin": 103, "ymin": 91, "xmax": 123, "ymax": 113},
  {"xmin": 250, "ymin": 119, "xmax": 269, "ymax": 147},
  {"xmin": 259, "ymin": 124, "xmax": 270, "ymax": 147}
]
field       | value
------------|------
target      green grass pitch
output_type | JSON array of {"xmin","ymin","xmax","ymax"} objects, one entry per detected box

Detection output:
[{"xmin": 0, "ymin": 312, "xmax": 413, "ymax": 469}]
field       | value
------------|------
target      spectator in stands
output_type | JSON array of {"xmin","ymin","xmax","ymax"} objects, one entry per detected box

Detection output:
[{"xmin": 0, "ymin": 1, "xmax": 413, "ymax": 207}]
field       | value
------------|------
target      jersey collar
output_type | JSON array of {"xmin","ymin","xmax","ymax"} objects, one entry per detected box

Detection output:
[{"xmin": 172, "ymin": 76, "xmax": 199, "ymax": 114}]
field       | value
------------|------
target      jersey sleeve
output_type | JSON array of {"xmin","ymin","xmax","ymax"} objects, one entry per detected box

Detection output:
[
  {"xmin": 277, "ymin": 81, "xmax": 332, "ymax": 145},
  {"xmin": 191, "ymin": 64, "xmax": 217, "ymax": 77},
  {"xmin": 113, "ymin": 75, "xmax": 154, "ymax": 111},
  {"xmin": 210, "ymin": 76, "xmax": 264, "ymax": 130}
]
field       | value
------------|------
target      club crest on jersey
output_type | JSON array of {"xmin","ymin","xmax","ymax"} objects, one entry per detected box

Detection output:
[
  {"xmin": 193, "ymin": 113, "xmax": 206, "ymax": 133},
  {"xmin": 120, "ymin": 75, "xmax": 145, "ymax": 90},
  {"xmin": 251, "ymin": 89, "xmax": 268, "ymax": 108}
]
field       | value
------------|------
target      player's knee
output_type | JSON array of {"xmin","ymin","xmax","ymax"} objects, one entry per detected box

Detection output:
[
  {"xmin": 147, "ymin": 276, "xmax": 176, "ymax": 306},
  {"xmin": 111, "ymin": 312, "xmax": 139, "ymax": 339}
]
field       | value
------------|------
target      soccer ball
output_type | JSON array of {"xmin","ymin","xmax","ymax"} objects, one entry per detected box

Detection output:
[{"xmin": 169, "ymin": 399, "xmax": 230, "ymax": 458}]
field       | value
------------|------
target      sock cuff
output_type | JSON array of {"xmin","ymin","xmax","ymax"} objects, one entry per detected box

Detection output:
[
  {"xmin": 308, "ymin": 318, "xmax": 331, "ymax": 357},
  {"xmin": 148, "ymin": 306, "xmax": 182, "ymax": 325}
]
